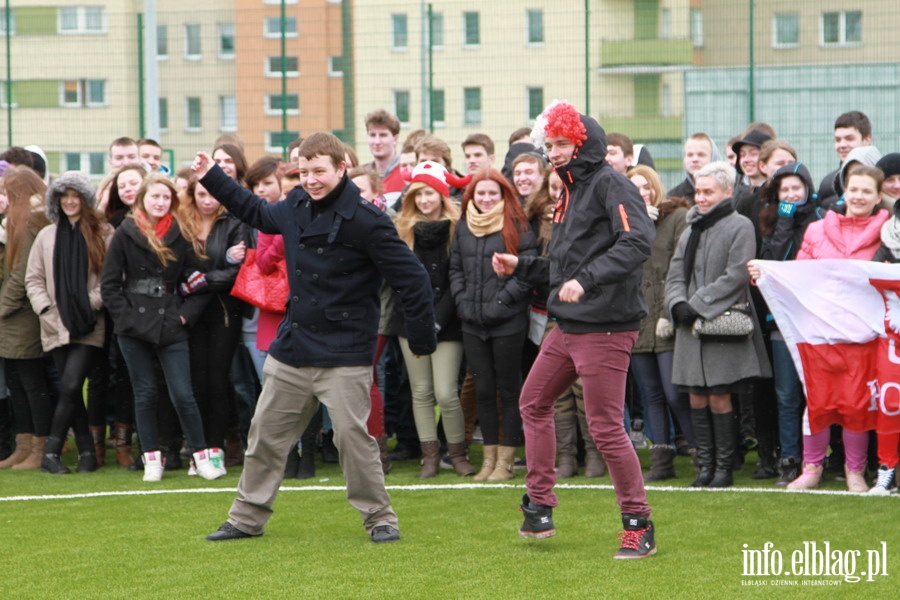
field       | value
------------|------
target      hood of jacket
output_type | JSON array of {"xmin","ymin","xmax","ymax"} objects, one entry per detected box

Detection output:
[
  {"xmin": 835, "ymin": 145, "xmax": 882, "ymax": 195},
  {"xmin": 764, "ymin": 162, "xmax": 817, "ymax": 205},
  {"xmin": 45, "ymin": 171, "xmax": 97, "ymax": 224},
  {"xmin": 556, "ymin": 114, "xmax": 608, "ymax": 187}
]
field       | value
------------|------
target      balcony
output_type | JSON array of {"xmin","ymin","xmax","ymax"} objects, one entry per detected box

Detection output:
[
  {"xmin": 598, "ymin": 116, "xmax": 683, "ymax": 142},
  {"xmin": 600, "ymin": 38, "xmax": 693, "ymax": 72}
]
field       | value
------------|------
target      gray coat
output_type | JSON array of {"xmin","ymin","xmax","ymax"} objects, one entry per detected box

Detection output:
[{"xmin": 664, "ymin": 200, "xmax": 772, "ymax": 388}]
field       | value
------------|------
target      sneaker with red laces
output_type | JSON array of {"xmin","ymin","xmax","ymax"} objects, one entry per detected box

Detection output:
[{"xmin": 614, "ymin": 515, "xmax": 656, "ymax": 559}]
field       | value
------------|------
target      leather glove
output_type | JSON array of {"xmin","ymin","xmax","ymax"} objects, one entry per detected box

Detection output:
[
  {"xmin": 671, "ymin": 302, "xmax": 699, "ymax": 327},
  {"xmin": 655, "ymin": 317, "xmax": 674, "ymax": 339},
  {"xmin": 179, "ymin": 271, "xmax": 208, "ymax": 296},
  {"xmin": 646, "ymin": 204, "xmax": 660, "ymax": 221}
]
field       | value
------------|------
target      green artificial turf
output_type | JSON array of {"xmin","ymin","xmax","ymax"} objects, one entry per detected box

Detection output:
[{"xmin": 1, "ymin": 447, "xmax": 896, "ymax": 599}]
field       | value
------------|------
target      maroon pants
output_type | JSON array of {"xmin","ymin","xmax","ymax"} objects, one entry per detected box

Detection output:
[{"xmin": 520, "ymin": 327, "xmax": 650, "ymax": 518}]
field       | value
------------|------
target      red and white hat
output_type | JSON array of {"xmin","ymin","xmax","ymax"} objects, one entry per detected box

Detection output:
[{"xmin": 408, "ymin": 161, "xmax": 471, "ymax": 197}]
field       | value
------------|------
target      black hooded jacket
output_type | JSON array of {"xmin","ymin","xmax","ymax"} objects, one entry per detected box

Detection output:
[{"xmin": 515, "ymin": 115, "xmax": 655, "ymax": 332}]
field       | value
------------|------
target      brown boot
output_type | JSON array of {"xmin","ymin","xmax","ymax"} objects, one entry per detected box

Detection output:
[
  {"xmin": 473, "ymin": 445, "xmax": 498, "ymax": 481},
  {"xmin": 644, "ymin": 445, "xmax": 677, "ymax": 481},
  {"xmin": 114, "ymin": 422, "xmax": 134, "ymax": 467},
  {"xmin": 584, "ymin": 445, "xmax": 607, "ymax": 477},
  {"xmin": 376, "ymin": 435, "xmax": 392, "ymax": 475},
  {"xmin": 89, "ymin": 426, "xmax": 106, "ymax": 467},
  {"xmin": 487, "ymin": 445, "xmax": 517, "ymax": 481},
  {"xmin": 555, "ymin": 413, "xmax": 579, "ymax": 478},
  {"xmin": 13, "ymin": 436, "xmax": 46, "ymax": 470},
  {"xmin": 0, "ymin": 433, "xmax": 34, "ymax": 468},
  {"xmin": 417, "ymin": 440, "xmax": 441, "ymax": 479},
  {"xmin": 447, "ymin": 442, "xmax": 475, "ymax": 476}
]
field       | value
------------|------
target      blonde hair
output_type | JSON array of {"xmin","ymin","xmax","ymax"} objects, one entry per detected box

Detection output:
[
  {"xmin": 626, "ymin": 165, "xmax": 665, "ymax": 208},
  {"xmin": 395, "ymin": 181, "xmax": 459, "ymax": 250}
]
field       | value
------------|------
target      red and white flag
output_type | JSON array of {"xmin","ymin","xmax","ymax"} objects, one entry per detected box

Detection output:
[{"xmin": 755, "ymin": 259, "xmax": 900, "ymax": 434}]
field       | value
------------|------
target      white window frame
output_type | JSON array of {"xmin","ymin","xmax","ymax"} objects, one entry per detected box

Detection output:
[
  {"xmin": 59, "ymin": 79, "xmax": 106, "ymax": 108},
  {"xmin": 772, "ymin": 13, "xmax": 800, "ymax": 49},
  {"xmin": 328, "ymin": 56, "xmax": 343, "ymax": 78},
  {"xmin": 0, "ymin": 82, "xmax": 17, "ymax": 108},
  {"xmin": 218, "ymin": 23, "xmax": 235, "ymax": 59},
  {"xmin": 393, "ymin": 90, "xmax": 411, "ymax": 126},
  {"xmin": 264, "ymin": 16, "xmax": 298, "ymax": 39},
  {"xmin": 266, "ymin": 93, "xmax": 300, "ymax": 116},
  {"xmin": 0, "ymin": 9, "xmax": 16, "ymax": 35},
  {"xmin": 690, "ymin": 8, "xmax": 704, "ymax": 48},
  {"xmin": 429, "ymin": 11, "xmax": 444, "ymax": 49},
  {"xmin": 184, "ymin": 23, "xmax": 202, "ymax": 60},
  {"xmin": 265, "ymin": 131, "xmax": 300, "ymax": 154},
  {"xmin": 63, "ymin": 152, "xmax": 105, "ymax": 177},
  {"xmin": 265, "ymin": 56, "xmax": 299, "ymax": 78},
  {"xmin": 57, "ymin": 6, "xmax": 106, "ymax": 35},
  {"xmin": 463, "ymin": 87, "xmax": 481, "ymax": 126},
  {"xmin": 85, "ymin": 79, "xmax": 106, "ymax": 107},
  {"xmin": 157, "ymin": 24, "xmax": 169, "ymax": 60},
  {"xmin": 659, "ymin": 8, "xmax": 672, "ymax": 40},
  {"xmin": 526, "ymin": 86, "xmax": 543, "ymax": 122},
  {"xmin": 526, "ymin": 9, "xmax": 544, "ymax": 46},
  {"xmin": 820, "ymin": 11, "xmax": 862, "ymax": 48},
  {"xmin": 159, "ymin": 97, "xmax": 169, "ymax": 132},
  {"xmin": 219, "ymin": 96, "xmax": 237, "ymax": 132},
  {"xmin": 186, "ymin": 97, "xmax": 202, "ymax": 132},
  {"xmin": 463, "ymin": 11, "xmax": 480, "ymax": 48},
  {"xmin": 430, "ymin": 88, "xmax": 445, "ymax": 127},
  {"xmin": 392, "ymin": 13, "xmax": 408, "ymax": 51}
]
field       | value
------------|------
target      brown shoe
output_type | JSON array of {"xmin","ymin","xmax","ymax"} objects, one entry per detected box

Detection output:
[
  {"xmin": 447, "ymin": 442, "xmax": 475, "ymax": 476},
  {"xmin": 473, "ymin": 445, "xmax": 497, "ymax": 481},
  {"xmin": 417, "ymin": 440, "xmax": 441, "ymax": 479},
  {"xmin": 114, "ymin": 422, "xmax": 134, "ymax": 467},
  {"xmin": 89, "ymin": 426, "xmax": 106, "ymax": 467},
  {"xmin": 0, "ymin": 433, "xmax": 34, "ymax": 468},
  {"xmin": 12, "ymin": 436, "xmax": 46, "ymax": 470},
  {"xmin": 487, "ymin": 446, "xmax": 516, "ymax": 481}
]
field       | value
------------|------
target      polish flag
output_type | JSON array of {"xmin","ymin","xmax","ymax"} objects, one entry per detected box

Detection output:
[{"xmin": 754, "ymin": 259, "xmax": 900, "ymax": 434}]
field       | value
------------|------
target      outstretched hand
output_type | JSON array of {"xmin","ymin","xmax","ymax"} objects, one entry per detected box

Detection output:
[
  {"xmin": 191, "ymin": 152, "xmax": 216, "ymax": 180},
  {"xmin": 492, "ymin": 253, "xmax": 518, "ymax": 277}
]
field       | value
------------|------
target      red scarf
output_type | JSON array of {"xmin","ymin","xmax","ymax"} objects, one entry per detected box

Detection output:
[{"xmin": 136, "ymin": 211, "xmax": 174, "ymax": 240}]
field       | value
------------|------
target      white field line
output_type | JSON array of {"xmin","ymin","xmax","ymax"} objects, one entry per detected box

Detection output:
[{"xmin": 0, "ymin": 482, "xmax": 891, "ymax": 503}]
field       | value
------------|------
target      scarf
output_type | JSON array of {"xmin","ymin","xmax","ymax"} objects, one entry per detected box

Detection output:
[
  {"xmin": 53, "ymin": 219, "xmax": 96, "ymax": 339},
  {"xmin": 683, "ymin": 200, "xmax": 735, "ymax": 284},
  {"xmin": 465, "ymin": 199, "xmax": 505, "ymax": 238},
  {"xmin": 135, "ymin": 210, "xmax": 174, "ymax": 240},
  {"xmin": 881, "ymin": 217, "xmax": 900, "ymax": 260}
]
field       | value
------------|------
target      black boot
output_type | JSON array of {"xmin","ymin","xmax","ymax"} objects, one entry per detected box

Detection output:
[
  {"xmin": 284, "ymin": 442, "xmax": 300, "ymax": 479},
  {"xmin": 321, "ymin": 430, "xmax": 339, "ymax": 464},
  {"xmin": 0, "ymin": 395, "xmax": 14, "ymax": 461},
  {"xmin": 75, "ymin": 435, "xmax": 98, "ymax": 473},
  {"xmin": 42, "ymin": 436, "xmax": 71, "ymax": 474},
  {"xmin": 709, "ymin": 412, "xmax": 736, "ymax": 488},
  {"xmin": 690, "ymin": 408, "xmax": 714, "ymax": 487},
  {"xmin": 297, "ymin": 411, "xmax": 321, "ymax": 479},
  {"xmin": 161, "ymin": 437, "xmax": 183, "ymax": 471}
]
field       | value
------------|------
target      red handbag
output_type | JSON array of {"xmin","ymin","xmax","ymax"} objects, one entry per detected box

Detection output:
[{"xmin": 230, "ymin": 248, "xmax": 289, "ymax": 312}]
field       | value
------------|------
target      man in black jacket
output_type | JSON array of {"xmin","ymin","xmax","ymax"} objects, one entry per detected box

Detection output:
[
  {"xmin": 192, "ymin": 133, "xmax": 436, "ymax": 544},
  {"xmin": 494, "ymin": 102, "xmax": 657, "ymax": 559}
]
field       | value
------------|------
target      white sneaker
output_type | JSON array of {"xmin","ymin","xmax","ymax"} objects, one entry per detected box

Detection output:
[
  {"xmin": 868, "ymin": 465, "xmax": 896, "ymax": 496},
  {"xmin": 192, "ymin": 449, "xmax": 224, "ymax": 481},
  {"xmin": 142, "ymin": 451, "xmax": 165, "ymax": 482},
  {"xmin": 209, "ymin": 447, "xmax": 227, "ymax": 478}
]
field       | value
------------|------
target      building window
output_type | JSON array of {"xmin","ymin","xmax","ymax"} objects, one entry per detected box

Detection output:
[
  {"xmin": 659, "ymin": 8, "xmax": 672, "ymax": 40},
  {"xmin": 393, "ymin": 90, "xmax": 410, "ymax": 125},
  {"xmin": 60, "ymin": 79, "xmax": 106, "ymax": 107},
  {"xmin": 527, "ymin": 87, "xmax": 543, "ymax": 121},
  {"xmin": 690, "ymin": 9, "xmax": 704, "ymax": 48},
  {"xmin": 328, "ymin": 56, "xmax": 343, "ymax": 78},
  {"xmin": 430, "ymin": 12, "xmax": 444, "ymax": 48},
  {"xmin": 157, "ymin": 24, "xmax": 168, "ymax": 58},
  {"xmin": 392, "ymin": 14, "xmax": 408, "ymax": 50},
  {"xmin": 159, "ymin": 97, "xmax": 169, "ymax": 130},
  {"xmin": 58, "ymin": 7, "xmax": 106, "ymax": 34},
  {"xmin": 266, "ymin": 93, "xmax": 299, "ymax": 115},
  {"xmin": 660, "ymin": 83, "xmax": 673, "ymax": 117},
  {"xmin": 266, "ymin": 56, "xmax": 299, "ymax": 77},
  {"xmin": 267, "ymin": 131, "xmax": 300, "ymax": 153},
  {"xmin": 219, "ymin": 23, "xmax": 235, "ymax": 58},
  {"xmin": 219, "ymin": 96, "xmax": 237, "ymax": 131},
  {"xmin": 0, "ymin": 82, "xmax": 16, "ymax": 108},
  {"xmin": 773, "ymin": 13, "xmax": 800, "ymax": 48},
  {"xmin": 526, "ymin": 9, "xmax": 543, "ymax": 45},
  {"xmin": 186, "ymin": 97, "xmax": 202, "ymax": 131},
  {"xmin": 264, "ymin": 16, "xmax": 298, "ymax": 38},
  {"xmin": 0, "ymin": 9, "xmax": 16, "ymax": 35},
  {"xmin": 63, "ymin": 152, "xmax": 105, "ymax": 176},
  {"xmin": 430, "ymin": 89, "xmax": 445, "ymax": 126},
  {"xmin": 821, "ymin": 11, "xmax": 862, "ymax": 46},
  {"xmin": 184, "ymin": 24, "xmax": 201, "ymax": 59},
  {"xmin": 463, "ymin": 12, "xmax": 480, "ymax": 47},
  {"xmin": 264, "ymin": 0, "xmax": 297, "ymax": 4},
  {"xmin": 464, "ymin": 87, "xmax": 481, "ymax": 125}
]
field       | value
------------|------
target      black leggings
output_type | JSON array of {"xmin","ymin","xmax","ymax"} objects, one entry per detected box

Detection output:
[
  {"xmin": 48, "ymin": 344, "xmax": 100, "ymax": 442},
  {"xmin": 463, "ymin": 331, "xmax": 525, "ymax": 447},
  {"xmin": 190, "ymin": 308, "xmax": 242, "ymax": 449},
  {"xmin": 4, "ymin": 358, "xmax": 52, "ymax": 436}
]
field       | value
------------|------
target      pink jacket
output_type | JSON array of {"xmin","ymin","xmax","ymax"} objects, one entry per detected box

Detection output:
[
  {"xmin": 796, "ymin": 209, "xmax": 888, "ymax": 261},
  {"xmin": 255, "ymin": 232, "xmax": 286, "ymax": 351}
]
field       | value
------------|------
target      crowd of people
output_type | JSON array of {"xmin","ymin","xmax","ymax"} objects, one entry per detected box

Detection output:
[{"xmin": 1, "ymin": 104, "xmax": 898, "ymax": 553}]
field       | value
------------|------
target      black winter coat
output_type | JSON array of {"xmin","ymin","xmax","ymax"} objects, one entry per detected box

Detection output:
[
  {"xmin": 449, "ymin": 219, "xmax": 536, "ymax": 340},
  {"xmin": 200, "ymin": 165, "xmax": 436, "ymax": 367},
  {"xmin": 100, "ymin": 218, "xmax": 208, "ymax": 347},
  {"xmin": 393, "ymin": 219, "xmax": 461, "ymax": 342},
  {"xmin": 195, "ymin": 213, "xmax": 248, "ymax": 325}
]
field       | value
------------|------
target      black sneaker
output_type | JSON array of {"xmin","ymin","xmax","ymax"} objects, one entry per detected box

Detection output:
[
  {"xmin": 206, "ymin": 522, "xmax": 261, "ymax": 542},
  {"xmin": 518, "ymin": 494, "xmax": 555, "ymax": 539},
  {"xmin": 614, "ymin": 515, "xmax": 656, "ymax": 559},
  {"xmin": 775, "ymin": 458, "xmax": 800, "ymax": 486},
  {"xmin": 371, "ymin": 525, "xmax": 400, "ymax": 543}
]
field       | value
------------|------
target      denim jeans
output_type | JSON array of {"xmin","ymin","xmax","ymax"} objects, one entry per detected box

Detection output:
[
  {"xmin": 117, "ymin": 336, "xmax": 206, "ymax": 453},
  {"xmin": 771, "ymin": 339, "xmax": 803, "ymax": 460},
  {"xmin": 630, "ymin": 351, "xmax": 694, "ymax": 447}
]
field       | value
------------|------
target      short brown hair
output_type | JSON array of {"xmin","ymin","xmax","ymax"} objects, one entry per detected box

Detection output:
[
  {"xmin": 508, "ymin": 127, "xmax": 533, "ymax": 147},
  {"xmin": 834, "ymin": 111, "xmax": 872, "ymax": 139},
  {"xmin": 401, "ymin": 129, "xmax": 429, "ymax": 154},
  {"xmin": 606, "ymin": 133, "xmax": 634, "ymax": 159},
  {"xmin": 365, "ymin": 109, "xmax": 401, "ymax": 136},
  {"xmin": 298, "ymin": 132, "xmax": 347, "ymax": 168},
  {"xmin": 348, "ymin": 165, "xmax": 383, "ymax": 195},
  {"xmin": 742, "ymin": 122, "xmax": 777, "ymax": 139},
  {"xmin": 245, "ymin": 156, "xmax": 286, "ymax": 191},
  {"xmin": 462, "ymin": 133, "xmax": 495, "ymax": 157},
  {"xmin": 758, "ymin": 139, "xmax": 797, "ymax": 165},
  {"xmin": 414, "ymin": 135, "xmax": 453, "ymax": 168}
]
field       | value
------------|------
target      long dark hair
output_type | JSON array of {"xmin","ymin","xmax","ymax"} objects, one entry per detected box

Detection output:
[{"xmin": 3, "ymin": 165, "xmax": 49, "ymax": 270}]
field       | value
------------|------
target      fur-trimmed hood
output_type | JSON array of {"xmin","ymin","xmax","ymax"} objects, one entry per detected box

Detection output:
[{"xmin": 45, "ymin": 171, "xmax": 97, "ymax": 223}]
